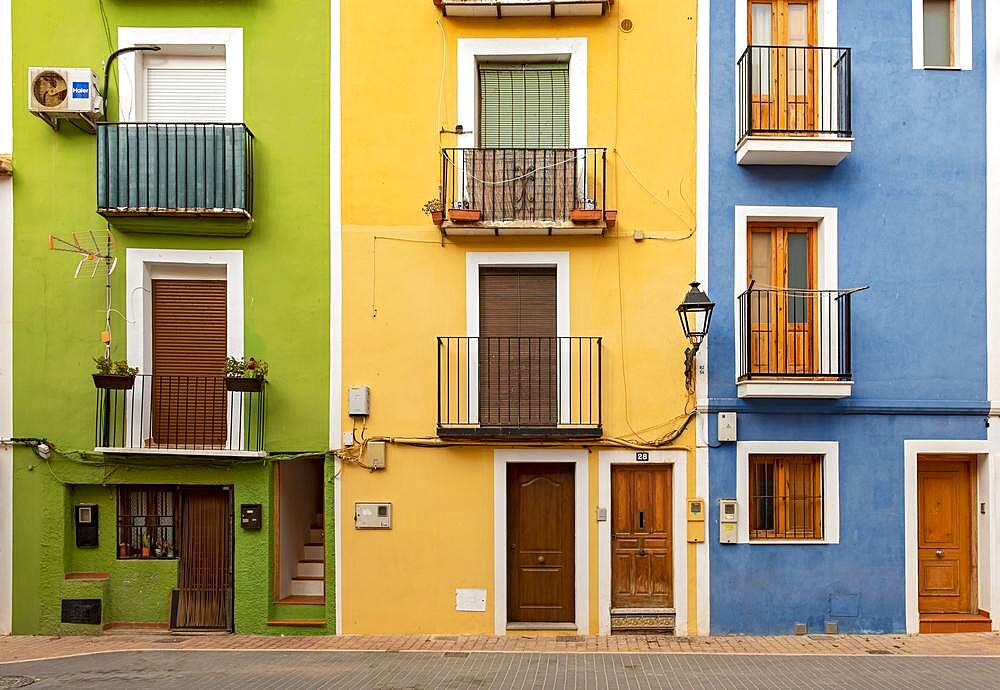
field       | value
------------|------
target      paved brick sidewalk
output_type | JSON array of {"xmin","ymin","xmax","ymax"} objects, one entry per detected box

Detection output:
[{"xmin": 0, "ymin": 631, "xmax": 997, "ymax": 664}]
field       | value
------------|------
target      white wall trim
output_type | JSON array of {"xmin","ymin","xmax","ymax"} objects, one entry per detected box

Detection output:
[
  {"xmin": 733, "ymin": 205, "xmax": 838, "ymax": 384},
  {"xmin": 597, "ymin": 450, "xmax": 688, "ymax": 636},
  {"xmin": 986, "ymin": 0, "xmax": 1000, "ymax": 635},
  {"xmin": 903, "ymin": 440, "xmax": 997, "ymax": 634},
  {"xmin": 0, "ymin": 0, "xmax": 12, "ymax": 637},
  {"xmin": 912, "ymin": 0, "xmax": 973, "ymax": 70},
  {"xmin": 735, "ymin": 441, "xmax": 840, "ymax": 545},
  {"xmin": 331, "ymin": 0, "xmax": 344, "ymax": 637},
  {"xmin": 457, "ymin": 37, "xmax": 587, "ymax": 150},
  {"xmin": 493, "ymin": 449, "xmax": 589, "ymax": 636},
  {"xmin": 117, "ymin": 27, "xmax": 244, "ymax": 122}
]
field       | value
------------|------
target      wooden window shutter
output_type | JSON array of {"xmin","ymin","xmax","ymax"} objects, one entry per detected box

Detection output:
[
  {"xmin": 151, "ymin": 279, "xmax": 228, "ymax": 448},
  {"xmin": 478, "ymin": 63, "xmax": 570, "ymax": 149},
  {"xmin": 478, "ymin": 267, "xmax": 557, "ymax": 427}
]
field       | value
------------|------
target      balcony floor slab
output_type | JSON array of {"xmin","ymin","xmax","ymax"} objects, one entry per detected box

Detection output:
[
  {"xmin": 441, "ymin": 221, "xmax": 606, "ymax": 237},
  {"xmin": 95, "ymin": 447, "xmax": 267, "ymax": 459},
  {"xmin": 737, "ymin": 380, "xmax": 853, "ymax": 399},
  {"xmin": 736, "ymin": 136, "xmax": 853, "ymax": 166}
]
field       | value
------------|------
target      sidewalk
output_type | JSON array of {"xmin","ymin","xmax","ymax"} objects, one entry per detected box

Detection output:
[{"xmin": 0, "ymin": 631, "xmax": 997, "ymax": 663}]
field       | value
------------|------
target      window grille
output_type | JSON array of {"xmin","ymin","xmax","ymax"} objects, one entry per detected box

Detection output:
[
  {"xmin": 478, "ymin": 63, "xmax": 570, "ymax": 148},
  {"xmin": 749, "ymin": 454, "xmax": 823, "ymax": 540},
  {"xmin": 117, "ymin": 486, "xmax": 179, "ymax": 559}
]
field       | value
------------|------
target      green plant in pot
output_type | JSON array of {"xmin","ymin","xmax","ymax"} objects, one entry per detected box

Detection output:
[
  {"xmin": 93, "ymin": 355, "xmax": 139, "ymax": 390},
  {"xmin": 224, "ymin": 355, "xmax": 269, "ymax": 392}
]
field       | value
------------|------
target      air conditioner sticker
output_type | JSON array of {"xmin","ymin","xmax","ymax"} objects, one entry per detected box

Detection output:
[{"xmin": 71, "ymin": 82, "xmax": 90, "ymax": 99}]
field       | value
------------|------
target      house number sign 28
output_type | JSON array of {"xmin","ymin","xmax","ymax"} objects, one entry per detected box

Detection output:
[{"xmin": 636, "ymin": 451, "xmax": 650, "ymax": 462}]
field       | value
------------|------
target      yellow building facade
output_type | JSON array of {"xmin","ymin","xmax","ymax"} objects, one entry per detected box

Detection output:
[{"xmin": 339, "ymin": 0, "xmax": 702, "ymax": 636}]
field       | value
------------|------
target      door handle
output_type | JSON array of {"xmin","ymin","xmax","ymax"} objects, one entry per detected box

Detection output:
[
  {"xmin": 935, "ymin": 549, "xmax": 944, "ymax": 558},
  {"xmin": 536, "ymin": 555, "xmax": 545, "ymax": 564},
  {"xmin": 638, "ymin": 547, "xmax": 646, "ymax": 557}
]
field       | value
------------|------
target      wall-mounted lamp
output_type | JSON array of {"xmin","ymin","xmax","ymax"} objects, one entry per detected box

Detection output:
[{"xmin": 676, "ymin": 281, "xmax": 715, "ymax": 392}]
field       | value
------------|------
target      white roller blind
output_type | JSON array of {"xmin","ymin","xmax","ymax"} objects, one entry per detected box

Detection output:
[{"xmin": 145, "ymin": 59, "xmax": 227, "ymax": 122}]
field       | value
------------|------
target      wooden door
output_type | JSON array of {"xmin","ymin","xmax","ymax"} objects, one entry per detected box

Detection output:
[
  {"xmin": 748, "ymin": 224, "xmax": 816, "ymax": 376},
  {"xmin": 479, "ymin": 267, "xmax": 558, "ymax": 427},
  {"xmin": 918, "ymin": 457, "xmax": 975, "ymax": 614},
  {"xmin": 508, "ymin": 463, "xmax": 575, "ymax": 623},
  {"xmin": 612, "ymin": 466, "xmax": 673, "ymax": 608},
  {"xmin": 749, "ymin": 1, "xmax": 817, "ymax": 133},
  {"xmin": 174, "ymin": 488, "xmax": 233, "ymax": 631},
  {"xmin": 151, "ymin": 279, "xmax": 227, "ymax": 448}
]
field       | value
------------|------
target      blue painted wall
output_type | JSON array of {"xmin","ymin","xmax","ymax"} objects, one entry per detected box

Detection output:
[{"xmin": 706, "ymin": 1, "xmax": 988, "ymax": 634}]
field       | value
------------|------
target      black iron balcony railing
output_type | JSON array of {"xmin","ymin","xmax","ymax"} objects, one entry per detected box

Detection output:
[
  {"xmin": 95, "ymin": 374, "xmax": 265, "ymax": 454},
  {"xmin": 737, "ymin": 46, "xmax": 851, "ymax": 140},
  {"xmin": 440, "ymin": 148, "xmax": 607, "ymax": 226},
  {"xmin": 437, "ymin": 336, "xmax": 602, "ymax": 437},
  {"xmin": 97, "ymin": 123, "xmax": 254, "ymax": 219},
  {"xmin": 737, "ymin": 286, "xmax": 862, "ymax": 381}
]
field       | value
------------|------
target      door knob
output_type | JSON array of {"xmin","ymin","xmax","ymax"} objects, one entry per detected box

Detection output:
[
  {"xmin": 638, "ymin": 547, "xmax": 646, "ymax": 556},
  {"xmin": 935, "ymin": 549, "xmax": 944, "ymax": 558},
  {"xmin": 536, "ymin": 555, "xmax": 545, "ymax": 564}
]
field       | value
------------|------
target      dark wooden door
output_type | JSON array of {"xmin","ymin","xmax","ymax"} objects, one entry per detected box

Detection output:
[
  {"xmin": 174, "ymin": 487, "xmax": 233, "ymax": 631},
  {"xmin": 507, "ymin": 463, "xmax": 574, "ymax": 623},
  {"xmin": 918, "ymin": 457, "xmax": 974, "ymax": 614},
  {"xmin": 612, "ymin": 466, "xmax": 673, "ymax": 608},
  {"xmin": 479, "ymin": 267, "xmax": 557, "ymax": 427}
]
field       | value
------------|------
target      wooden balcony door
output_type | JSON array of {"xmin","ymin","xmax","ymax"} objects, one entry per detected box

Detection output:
[
  {"xmin": 151, "ymin": 279, "xmax": 227, "ymax": 448},
  {"xmin": 749, "ymin": 0, "xmax": 817, "ymax": 133},
  {"xmin": 748, "ymin": 224, "xmax": 816, "ymax": 376},
  {"xmin": 918, "ymin": 456, "xmax": 975, "ymax": 614},
  {"xmin": 612, "ymin": 466, "xmax": 673, "ymax": 608},
  {"xmin": 479, "ymin": 266, "xmax": 558, "ymax": 427}
]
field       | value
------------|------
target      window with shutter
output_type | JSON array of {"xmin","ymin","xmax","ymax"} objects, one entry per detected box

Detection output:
[
  {"xmin": 748, "ymin": 454, "xmax": 823, "ymax": 540},
  {"xmin": 144, "ymin": 54, "xmax": 227, "ymax": 122},
  {"xmin": 478, "ymin": 63, "xmax": 570, "ymax": 148},
  {"xmin": 151, "ymin": 279, "xmax": 228, "ymax": 448}
]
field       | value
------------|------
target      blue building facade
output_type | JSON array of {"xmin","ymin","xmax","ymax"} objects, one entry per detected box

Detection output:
[{"xmin": 701, "ymin": 0, "xmax": 999, "ymax": 635}]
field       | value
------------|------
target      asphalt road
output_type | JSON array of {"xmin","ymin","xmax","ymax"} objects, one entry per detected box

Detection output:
[{"xmin": 2, "ymin": 649, "xmax": 999, "ymax": 689}]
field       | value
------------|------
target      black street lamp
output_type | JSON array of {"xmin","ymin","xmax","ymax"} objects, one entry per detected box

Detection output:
[{"xmin": 676, "ymin": 281, "xmax": 715, "ymax": 392}]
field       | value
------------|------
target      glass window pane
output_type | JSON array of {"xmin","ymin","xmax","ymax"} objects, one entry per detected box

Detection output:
[
  {"xmin": 750, "ymin": 232, "xmax": 773, "ymax": 286},
  {"xmin": 750, "ymin": 4, "xmax": 773, "ymax": 96},
  {"xmin": 923, "ymin": 0, "xmax": 953, "ymax": 67},
  {"xmin": 787, "ymin": 5, "xmax": 809, "ymax": 46},
  {"xmin": 786, "ymin": 233, "xmax": 809, "ymax": 289}
]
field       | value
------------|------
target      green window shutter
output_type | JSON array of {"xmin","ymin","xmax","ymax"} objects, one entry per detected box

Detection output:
[{"xmin": 478, "ymin": 63, "xmax": 570, "ymax": 148}]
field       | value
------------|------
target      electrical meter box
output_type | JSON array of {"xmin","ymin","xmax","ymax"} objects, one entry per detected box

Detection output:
[
  {"xmin": 719, "ymin": 499, "xmax": 738, "ymax": 544},
  {"xmin": 355, "ymin": 502, "xmax": 392, "ymax": 529},
  {"xmin": 75, "ymin": 504, "xmax": 99, "ymax": 548},
  {"xmin": 348, "ymin": 385, "xmax": 370, "ymax": 416},
  {"xmin": 687, "ymin": 498, "xmax": 705, "ymax": 543},
  {"xmin": 367, "ymin": 441, "xmax": 386, "ymax": 469}
]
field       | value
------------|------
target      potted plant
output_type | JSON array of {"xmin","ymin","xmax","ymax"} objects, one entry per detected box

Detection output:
[
  {"xmin": 570, "ymin": 198, "xmax": 603, "ymax": 223},
  {"xmin": 93, "ymin": 355, "xmax": 139, "ymax": 390},
  {"xmin": 422, "ymin": 198, "xmax": 445, "ymax": 225},
  {"xmin": 448, "ymin": 201, "xmax": 481, "ymax": 223},
  {"xmin": 224, "ymin": 355, "xmax": 269, "ymax": 392},
  {"xmin": 141, "ymin": 532, "xmax": 151, "ymax": 559}
]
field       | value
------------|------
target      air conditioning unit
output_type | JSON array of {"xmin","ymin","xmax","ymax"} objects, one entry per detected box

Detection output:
[{"xmin": 28, "ymin": 67, "xmax": 103, "ymax": 133}]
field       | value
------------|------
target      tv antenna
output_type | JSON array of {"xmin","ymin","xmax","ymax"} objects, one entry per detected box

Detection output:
[{"xmin": 48, "ymin": 229, "xmax": 117, "ymax": 357}]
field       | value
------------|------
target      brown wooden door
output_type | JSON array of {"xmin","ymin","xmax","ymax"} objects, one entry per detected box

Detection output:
[
  {"xmin": 174, "ymin": 487, "xmax": 233, "ymax": 631},
  {"xmin": 479, "ymin": 267, "xmax": 557, "ymax": 427},
  {"xmin": 151, "ymin": 279, "xmax": 227, "ymax": 448},
  {"xmin": 612, "ymin": 466, "xmax": 673, "ymax": 608},
  {"xmin": 918, "ymin": 457, "xmax": 975, "ymax": 614},
  {"xmin": 749, "ymin": 1, "xmax": 817, "ymax": 133},
  {"xmin": 508, "ymin": 463, "xmax": 574, "ymax": 623}
]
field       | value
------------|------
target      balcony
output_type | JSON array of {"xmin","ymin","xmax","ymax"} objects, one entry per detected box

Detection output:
[
  {"xmin": 736, "ymin": 46, "xmax": 852, "ymax": 166},
  {"xmin": 95, "ymin": 374, "xmax": 266, "ymax": 457},
  {"xmin": 737, "ymin": 287, "xmax": 862, "ymax": 399},
  {"xmin": 437, "ymin": 336, "xmax": 602, "ymax": 438},
  {"xmin": 438, "ymin": 148, "xmax": 612, "ymax": 236},
  {"xmin": 97, "ymin": 123, "xmax": 255, "ymax": 236},
  {"xmin": 434, "ymin": 0, "xmax": 613, "ymax": 17}
]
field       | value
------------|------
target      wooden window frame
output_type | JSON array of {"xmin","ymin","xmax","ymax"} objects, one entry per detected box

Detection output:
[
  {"xmin": 748, "ymin": 454, "xmax": 823, "ymax": 541},
  {"xmin": 117, "ymin": 485, "xmax": 180, "ymax": 560}
]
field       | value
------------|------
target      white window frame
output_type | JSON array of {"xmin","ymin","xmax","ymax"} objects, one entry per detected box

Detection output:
[
  {"xmin": 117, "ymin": 27, "xmax": 244, "ymax": 122},
  {"xmin": 597, "ymin": 450, "xmax": 688, "ymax": 636},
  {"xmin": 465, "ymin": 251, "xmax": 571, "ymax": 424},
  {"xmin": 493, "ymin": 449, "xmax": 589, "ymax": 635},
  {"xmin": 912, "ymin": 0, "xmax": 973, "ymax": 70},
  {"xmin": 736, "ymin": 441, "xmax": 840, "ymax": 545}
]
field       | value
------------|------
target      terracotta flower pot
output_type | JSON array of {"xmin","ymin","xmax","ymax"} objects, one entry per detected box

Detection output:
[
  {"xmin": 448, "ymin": 208, "xmax": 482, "ymax": 222},
  {"xmin": 93, "ymin": 373, "xmax": 136, "ymax": 390},
  {"xmin": 225, "ymin": 376, "xmax": 265, "ymax": 393},
  {"xmin": 570, "ymin": 209, "xmax": 603, "ymax": 223},
  {"xmin": 431, "ymin": 210, "xmax": 445, "ymax": 225},
  {"xmin": 604, "ymin": 209, "xmax": 618, "ymax": 227}
]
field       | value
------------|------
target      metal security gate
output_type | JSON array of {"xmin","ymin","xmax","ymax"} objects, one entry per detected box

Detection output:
[{"xmin": 172, "ymin": 487, "xmax": 233, "ymax": 631}]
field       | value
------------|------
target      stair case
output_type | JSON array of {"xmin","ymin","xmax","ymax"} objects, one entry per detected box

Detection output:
[{"xmin": 290, "ymin": 512, "xmax": 325, "ymax": 599}]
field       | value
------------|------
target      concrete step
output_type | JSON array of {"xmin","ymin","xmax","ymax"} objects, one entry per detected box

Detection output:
[
  {"xmin": 290, "ymin": 577, "xmax": 325, "ymax": 597},
  {"xmin": 296, "ymin": 560, "xmax": 324, "ymax": 578},
  {"xmin": 266, "ymin": 619, "xmax": 325, "ymax": 628},
  {"xmin": 302, "ymin": 544, "xmax": 324, "ymax": 561},
  {"xmin": 314, "ymin": 512, "xmax": 324, "ymax": 528},
  {"xmin": 308, "ymin": 528, "xmax": 324, "ymax": 543}
]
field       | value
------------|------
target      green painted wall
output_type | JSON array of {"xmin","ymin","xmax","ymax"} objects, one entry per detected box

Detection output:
[{"xmin": 10, "ymin": 0, "xmax": 332, "ymax": 634}]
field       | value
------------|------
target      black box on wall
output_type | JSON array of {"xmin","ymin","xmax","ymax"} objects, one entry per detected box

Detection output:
[
  {"xmin": 75, "ymin": 504, "xmax": 99, "ymax": 548},
  {"xmin": 240, "ymin": 503, "xmax": 262, "ymax": 530}
]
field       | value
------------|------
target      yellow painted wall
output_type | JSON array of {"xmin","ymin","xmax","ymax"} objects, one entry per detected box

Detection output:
[{"xmin": 340, "ymin": 0, "xmax": 699, "ymax": 635}]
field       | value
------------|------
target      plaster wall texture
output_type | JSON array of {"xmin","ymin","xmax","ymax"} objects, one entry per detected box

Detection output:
[
  {"xmin": 704, "ymin": 1, "xmax": 989, "ymax": 634},
  {"xmin": 10, "ymin": 0, "xmax": 332, "ymax": 634}
]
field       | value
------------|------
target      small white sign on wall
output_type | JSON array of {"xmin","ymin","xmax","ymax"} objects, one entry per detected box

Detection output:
[{"xmin": 455, "ymin": 588, "xmax": 487, "ymax": 612}]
